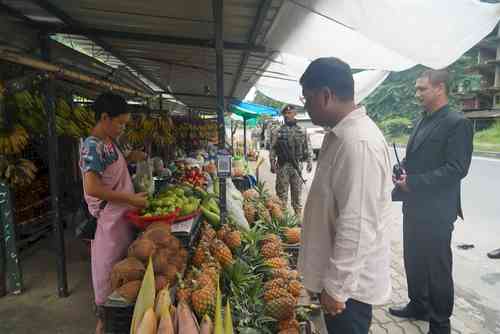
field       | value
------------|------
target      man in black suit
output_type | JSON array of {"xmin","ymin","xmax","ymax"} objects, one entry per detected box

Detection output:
[{"xmin": 389, "ymin": 69, "xmax": 474, "ymax": 334}]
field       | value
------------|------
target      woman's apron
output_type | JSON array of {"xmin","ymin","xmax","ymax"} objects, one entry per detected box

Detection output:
[{"xmin": 86, "ymin": 148, "xmax": 135, "ymax": 305}]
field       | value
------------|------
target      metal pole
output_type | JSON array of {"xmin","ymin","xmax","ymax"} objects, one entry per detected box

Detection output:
[
  {"xmin": 243, "ymin": 118, "xmax": 247, "ymax": 159},
  {"xmin": 41, "ymin": 35, "xmax": 69, "ymax": 298},
  {"xmin": 213, "ymin": 0, "xmax": 227, "ymax": 223}
]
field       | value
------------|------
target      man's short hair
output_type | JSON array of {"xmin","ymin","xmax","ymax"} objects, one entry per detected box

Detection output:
[
  {"xmin": 419, "ymin": 69, "xmax": 450, "ymax": 94},
  {"xmin": 299, "ymin": 57, "xmax": 354, "ymax": 101},
  {"xmin": 93, "ymin": 92, "xmax": 128, "ymax": 122}
]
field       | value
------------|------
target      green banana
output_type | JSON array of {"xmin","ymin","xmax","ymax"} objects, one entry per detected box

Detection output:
[{"xmin": 201, "ymin": 206, "xmax": 220, "ymax": 228}]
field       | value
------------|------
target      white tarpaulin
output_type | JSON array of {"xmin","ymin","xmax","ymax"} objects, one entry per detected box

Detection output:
[
  {"xmin": 266, "ymin": 0, "xmax": 500, "ymax": 71},
  {"xmin": 255, "ymin": 53, "xmax": 389, "ymax": 106}
]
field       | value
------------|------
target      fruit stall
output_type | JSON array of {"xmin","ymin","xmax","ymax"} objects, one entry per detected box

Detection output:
[{"xmin": 102, "ymin": 174, "xmax": 313, "ymax": 334}]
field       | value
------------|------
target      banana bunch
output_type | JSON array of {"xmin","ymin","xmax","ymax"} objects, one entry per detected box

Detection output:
[
  {"xmin": 125, "ymin": 115, "xmax": 147, "ymax": 145},
  {"xmin": 0, "ymin": 125, "xmax": 29, "ymax": 155},
  {"xmin": 73, "ymin": 106, "xmax": 95, "ymax": 136},
  {"xmin": 151, "ymin": 116, "xmax": 175, "ymax": 146},
  {"xmin": 0, "ymin": 157, "xmax": 37, "ymax": 186},
  {"xmin": 13, "ymin": 91, "xmax": 46, "ymax": 135}
]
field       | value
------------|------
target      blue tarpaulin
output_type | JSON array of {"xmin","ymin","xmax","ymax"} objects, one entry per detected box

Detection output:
[{"xmin": 228, "ymin": 100, "xmax": 280, "ymax": 120}]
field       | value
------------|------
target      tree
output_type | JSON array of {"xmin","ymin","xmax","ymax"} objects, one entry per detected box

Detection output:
[{"xmin": 363, "ymin": 51, "xmax": 479, "ymax": 129}]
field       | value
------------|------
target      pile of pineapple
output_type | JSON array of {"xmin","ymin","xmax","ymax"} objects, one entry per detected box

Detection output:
[
  {"xmin": 242, "ymin": 183, "xmax": 302, "ymax": 246},
  {"xmin": 176, "ymin": 222, "xmax": 242, "ymax": 320}
]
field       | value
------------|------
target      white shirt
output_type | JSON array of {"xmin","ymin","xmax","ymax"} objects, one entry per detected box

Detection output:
[{"xmin": 298, "ymin": 106, "xmax": 393, "ymax": 305}]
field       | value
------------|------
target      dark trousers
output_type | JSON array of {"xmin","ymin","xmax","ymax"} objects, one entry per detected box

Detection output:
[
  {"xmin": 324, "ymin": 299, "xmax": 372, "ymax": 334},
  {"xmin": 403, "ymin": 216, "xmax": 454, "ymax": 334}
]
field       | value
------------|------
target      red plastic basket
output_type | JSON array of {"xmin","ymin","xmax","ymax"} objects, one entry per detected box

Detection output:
[
  {"xmin": 174, "ymin": 209, "xmax": 201, "ymax": 223},
  {"xmin": 126, "ymin": 208, "xmax": 180, "ymax": 230}
]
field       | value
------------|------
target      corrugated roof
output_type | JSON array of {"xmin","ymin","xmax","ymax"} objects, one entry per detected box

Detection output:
[{"xmin": 0, "ymin": 0, "xmax": 284, "ymax": 112}]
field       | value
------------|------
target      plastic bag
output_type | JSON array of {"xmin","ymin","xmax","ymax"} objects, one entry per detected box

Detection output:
[
  {"xmin": 134, "ymin": 160, "xmax": 154, "ymax": 195},
  {"xmin": 226, "ymin": 179, "xmax": 249, "ymax": 231}
]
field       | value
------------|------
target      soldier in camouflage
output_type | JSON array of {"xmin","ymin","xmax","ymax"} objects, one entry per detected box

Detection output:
[{"xmin": 270, "ymin": 105, "xmax": 312, "ymax": 217}]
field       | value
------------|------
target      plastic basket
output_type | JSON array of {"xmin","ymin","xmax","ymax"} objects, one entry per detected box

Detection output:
[
  {"xmin": 125, "ymin": 208, "xmax": 180, "ymax": 230},
  {"xmin": 174, "ymin": 209, "xmax": 201, "ymax": 223}
]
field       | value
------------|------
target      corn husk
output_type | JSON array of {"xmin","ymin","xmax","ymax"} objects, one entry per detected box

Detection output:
[
  {"xmin": 224, "ymin": 302, "xmax": 234, "ymax": 334},
  {"xmin": 136, "ymin": 308, "xmax": 157, "ymax": 334},
  {"xmin": 177, "ymin": 302, "xmax": 200, "ymax": 334},
  {"xmin": 157, "ymin": 307, "xmax": 175, "ymax": 334},
  {"xmin": 130, "ymin": 257, "xmax": 156, "ymax": 334},
  {"xmin": 155, "ymin": 286, "xmax": 171, "ymax": 319},
  {"xmin": 200, "ymin": 315, "xmax": 213, "ymax": 334},
  {"xmin": 214, "ymin": 282, "xmax": 224, "ymax": 334}
]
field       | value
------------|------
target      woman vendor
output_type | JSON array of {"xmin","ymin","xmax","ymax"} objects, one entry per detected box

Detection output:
[{"xmin": 79, "ymin": 92, "xmax": 148, "ymax": 334}]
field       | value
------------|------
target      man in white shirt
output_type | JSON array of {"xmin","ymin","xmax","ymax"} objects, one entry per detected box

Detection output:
[{"xmin": 298, "ymin": 57, "xmax": 393, "ymax": 334}]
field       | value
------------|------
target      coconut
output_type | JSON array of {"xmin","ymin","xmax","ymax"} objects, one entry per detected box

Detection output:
[
  {"xmin": 110, "ymin": 258, "xmax": 145, "ymax": 290},
  {"xmin": 145, "ymin": 221, "xmax": 172, "ymax": 234},
  {"xmin": 153, "ymin": 248, "xmax": 173, "ymax": 274},
  {"xmin": 128, "ymin": 238, "xmax": 157, "ymax": 263},
  {"xmin": 117, "ymin": 280, "xmax": 142, "ymax": 303},
  {"xmin": 143, "ymin": 228, "xmax": 174, "ymax": 248}
]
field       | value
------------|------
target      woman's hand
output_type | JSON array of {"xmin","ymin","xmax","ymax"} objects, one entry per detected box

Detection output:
[{"xmin": 128, "ymin": 192, "xmax": 149, "ymax": 209}]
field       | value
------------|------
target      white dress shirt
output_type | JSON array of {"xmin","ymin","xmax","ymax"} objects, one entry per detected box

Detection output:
[{"xmin": 298, "ymin": 106, "xmax": 393, "ymax": 305}]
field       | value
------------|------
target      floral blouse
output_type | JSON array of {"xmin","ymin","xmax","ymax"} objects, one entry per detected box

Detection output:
[{"xmin": 79, "ymin": 136, "xmax": 119, "ymax": 175}]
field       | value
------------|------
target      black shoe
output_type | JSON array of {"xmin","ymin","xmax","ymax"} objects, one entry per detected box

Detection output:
[
  {"xmin": 389, "ymin": 305, "xmax": 429, "ymax": 321},
  {"xmin": 487, "ymin": 248, "xmax": 500, "ymax": 259}
]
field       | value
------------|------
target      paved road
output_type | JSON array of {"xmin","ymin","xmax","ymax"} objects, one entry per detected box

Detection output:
[{"xmin": 257, "ymin": 150, "xmax": 500, "ymax": 333}]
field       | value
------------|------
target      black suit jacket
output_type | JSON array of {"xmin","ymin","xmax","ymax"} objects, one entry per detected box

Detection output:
[{"xmin": 392, "ymin": 106, "xmax": 474, "ymax": 224}]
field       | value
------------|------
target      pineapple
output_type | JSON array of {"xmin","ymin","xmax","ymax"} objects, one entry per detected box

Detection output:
[
  {"xmin": 176, "ymin": 274, "xmax": 192, "ymax": 303},
  {"xmin": 287, "ymin": 280, "xmax": 303, "ymax": 298},
  {"xmin": 216, "ymin": 224, "xmax": 231, "ymax": 241},
  {"xmin": 191, "ymin": 285, "xmax": 216, "ymax": 318},
  {"xmin": 255, "ymin": 181, "xmax": 270, "ymax": 201},
  {"xmin": 279, "ymin": 317, "xmax": 300, "ymax": 331},
  {"xmin": 193, "ymin": 268, "xmax": 215, "ymax": 289},
  {"xmin": 265, "ymin": 294, "xmax": 296, "ymax": 320},
  {"xmin": 271, "ymin": 204, "xmax": 284, "ymax": 221},
  {"xmin": 264, "ymin": 287, "xmax": 290, "ymax": 302},
  {"xmin": 242, "ymin": 188, "xmax": 259, "ymax": 200},
  {"xmin": 288, "ymin": 270, "xmax": 299, "ymax": 280},
  {"xmin": 193, "ymin": 242, "xmax": 209, "ymax": 267},
  {"xmin": 265, "ymin": 257, "xmax": 288, "ymax": 269},
  {"xmin": 257, "ymin": 202, "xmax": 272, "ymax": 224},
  {"xmin": 261, "ymin": 241, "xmax": 281, "ymax": 259},
  {"xmin": 264, "ymin": 278, "xmax": 286, "ymax": 292},
  {"xmin": 200, "ymin": 265, "xmax": 219, "ymax": 285},
  {"xmin": 261, "ymin": 233, "xmax": 281, "ymax": 247},
  {"xmin": 201, "ymin": 223, "xmax": 217, "ymax": 242},
  {"xmin": 283, "ymin": 227, "xmax": 301, "ymax": 244},
  {"xmin": 278, "ymin": 329, "xmax": 300, "ymax": 334},
  {"xmin": 224, "ymin": 230, "xmax": 242, "ymax": 250},
  {"xmin": 210, "ymin": 239, "xmax": 233, "ymax": 267},
  {"xmin": 243, "ymin": 201, "xmax": 257, "ymax": 224},
  {"xmin": 272, "ymin": 268, "xmax": 292, "ymax": 280}
]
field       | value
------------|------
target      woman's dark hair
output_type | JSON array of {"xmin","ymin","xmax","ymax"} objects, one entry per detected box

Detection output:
[
  {"xmin": 300, "ymin": 57, "xmax": 354, "ymax": 101},
  {"xmin": 93, "ymin": 92, "xmax": 128, "ymax": 122}
]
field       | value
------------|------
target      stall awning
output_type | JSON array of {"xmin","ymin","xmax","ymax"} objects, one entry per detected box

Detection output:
[{"xmin": 228, "ymin": 100, "xmax": 280, "ymax": 120}]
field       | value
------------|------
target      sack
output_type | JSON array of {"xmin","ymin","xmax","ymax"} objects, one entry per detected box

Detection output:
[{"xmin": 75, "ymin": 200, "xmax": 107, "ymax": 240}]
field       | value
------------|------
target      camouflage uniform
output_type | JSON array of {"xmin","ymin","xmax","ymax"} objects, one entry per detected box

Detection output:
[{"xmin": 270, "ymin": 123, "xmax": 311, "ymax": 214}]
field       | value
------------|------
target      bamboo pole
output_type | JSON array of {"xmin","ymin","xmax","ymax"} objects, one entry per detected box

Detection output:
[{"xmin": 0, "ymin": 49, "xmax": 151, "ymax": 98}]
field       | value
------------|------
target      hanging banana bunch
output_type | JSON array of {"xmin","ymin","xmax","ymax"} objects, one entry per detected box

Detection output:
[
  {"xmin": 126, "ymin": 115, "xmax": 147, "ymax": 145},
  {"xmin": 0, "ymin": 157, "xmax": 37, "ymax": 187},
  {"xmin": 0, "ymin": 125, "xmax": 29, "ymax": 155}
]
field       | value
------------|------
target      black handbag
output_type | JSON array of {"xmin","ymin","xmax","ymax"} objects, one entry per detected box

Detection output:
[{"xmin": 75, "ymin": 200, "xmax": 107, "ymax": 240}]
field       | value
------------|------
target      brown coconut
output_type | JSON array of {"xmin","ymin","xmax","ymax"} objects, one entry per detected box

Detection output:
[
  {"xmin": 110, "ymin": 258, "xmax": 145, "ymax": 290},
  {"xmin": 128, "ymin": 238, "xmax": 157, "ymax": 263},
  {"xmin": 164, "ymin": 264, "xmax": 179, "ymax": 285},
  {"xmin": 145, "ymin": 221, "xmax": 172, "ymax": 234},
  {"xmin": 152, "ymin": 248, "xmax": 172, "ymax": 274},
  {"xmin": 155, "ymin": 275, "xmax": 169, "ymax": 292},
  {"xmin": 143, "ymin": 228, "xmax": 174, "ymax": 248},
  {"xmin": 166, "ymin": 236, "xmax": 181, "ymax": 251},
  {"xmin": 116, "ymin": 280, "xmax": 141, "ymax": 303}
]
